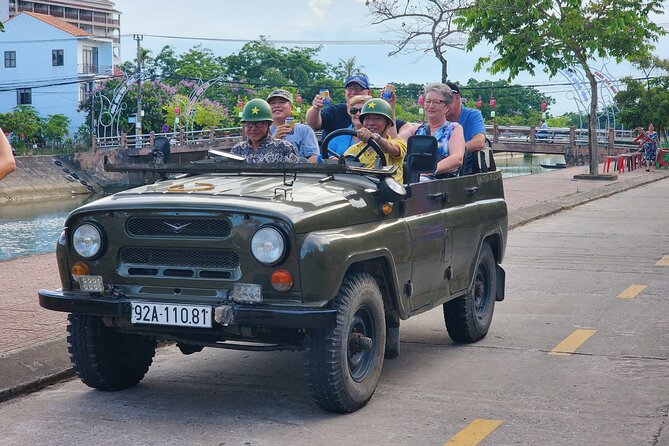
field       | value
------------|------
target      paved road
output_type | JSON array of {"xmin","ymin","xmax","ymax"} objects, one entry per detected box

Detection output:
[{"xmin": 0, "ymin": 175, "xmax": 667, "ymax": 445}]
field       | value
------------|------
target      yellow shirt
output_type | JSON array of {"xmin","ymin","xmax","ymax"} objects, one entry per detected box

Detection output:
[{"xmin": 343, "ymin": 135, "xmax": 407, "ymax": 183}]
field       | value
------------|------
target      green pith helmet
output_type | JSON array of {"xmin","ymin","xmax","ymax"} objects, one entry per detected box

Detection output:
[
  {"xmin": 359, "ymin": 98, "xmax": 394, "ymax": 127},
  {"xmin": 241, "ymin": 98, "xmax": 273, "ymax": 122}
]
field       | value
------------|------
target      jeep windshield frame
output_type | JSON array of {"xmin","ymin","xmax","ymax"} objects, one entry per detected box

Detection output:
[{"xmin": 104, "ymin": 161, "xmax": 398, "ymax": 180}]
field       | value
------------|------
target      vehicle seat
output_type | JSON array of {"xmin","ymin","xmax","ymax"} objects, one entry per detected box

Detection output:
[
  {"xmin": 403, "ymin": 135, "xmax": 438, "ymax": 184},
  {"xmin": 463, "ymin": 137, "xmax": 496, "ymax": 175}
]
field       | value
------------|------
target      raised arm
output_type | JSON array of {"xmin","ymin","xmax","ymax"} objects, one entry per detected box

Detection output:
[{"xmin": 0, "ymin": 128, "xmax": 16, "ymax": 180}]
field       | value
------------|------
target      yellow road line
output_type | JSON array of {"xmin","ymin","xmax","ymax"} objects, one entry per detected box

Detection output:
[
  {"xmin": 549, "ymin": 329, "xmax": 597, "ymax": 356},
  {"xmin": 443, "ymin": 419, "xmax": 503, "ymax": 446},
  {"xmin": 617, "ymin": 284, "xmax": 647, "ymax": 299},
  {"xmin": 657, "ymin": 255, "xmax": 669, "ymax": 266}
]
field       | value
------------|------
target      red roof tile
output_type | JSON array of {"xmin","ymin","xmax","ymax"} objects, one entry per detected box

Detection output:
[{"xmin": 17, "ymin": 12, "xmax": 93, "ymax": 37}]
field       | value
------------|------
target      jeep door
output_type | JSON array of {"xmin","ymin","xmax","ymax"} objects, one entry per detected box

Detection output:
[{"xmin": 403, "ymin": 179, "xmax": 453, "ymax": 312}]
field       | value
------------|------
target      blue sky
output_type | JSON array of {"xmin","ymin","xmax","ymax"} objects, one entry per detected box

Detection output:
[{"xmin": 114, "ymin": 0, "xmax": 669, "ymax": 115}]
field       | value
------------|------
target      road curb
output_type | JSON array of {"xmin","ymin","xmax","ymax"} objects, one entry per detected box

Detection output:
[
  {"xmin": 0, "ymin": 338, "xmax": 73, "ymax": 403},
  {"xmin": 509, "ymin": 172, "xmax": 668, "ymax": 229}
]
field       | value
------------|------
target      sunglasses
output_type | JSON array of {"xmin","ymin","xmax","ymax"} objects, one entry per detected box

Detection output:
[
  {"xmin": 244, "ymin": 122, "xmax": 267, "ymax": 129},
  {"xmin": 349, "ymin": 107, "xmax": 362, "ymax": 115}
]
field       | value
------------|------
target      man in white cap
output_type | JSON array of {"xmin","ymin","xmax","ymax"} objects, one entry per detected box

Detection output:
[{"xmin": 267, "ymin": 89, "xmax": 319, "ymax": 163}]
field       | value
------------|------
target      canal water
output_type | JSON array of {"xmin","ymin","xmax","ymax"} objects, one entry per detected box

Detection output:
[{"xmin": 0, "ymin": 152, "xmax": 564, "ymax": 261}]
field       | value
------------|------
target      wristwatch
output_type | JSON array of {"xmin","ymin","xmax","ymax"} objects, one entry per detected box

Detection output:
[{"xmin": 371, "ymin": 133, "xmax": 382, "ymax": 142}]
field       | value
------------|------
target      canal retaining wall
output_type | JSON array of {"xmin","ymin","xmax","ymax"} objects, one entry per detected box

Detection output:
[{"xmin": 0, "ymin": 149, "xmax": 129, "ymax": 204}]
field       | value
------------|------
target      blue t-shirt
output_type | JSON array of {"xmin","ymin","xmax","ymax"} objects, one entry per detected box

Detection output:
[
  {"xmin": 326, "ymin": 124, "xmax": 356, "ymax": 156},
  {"xmin": 270, "ymin": 122, "xmax": 319, "ymax": 160},
  {"xmin": 459, "ymin": 106, "xmax": 486, "ymax": 174}
]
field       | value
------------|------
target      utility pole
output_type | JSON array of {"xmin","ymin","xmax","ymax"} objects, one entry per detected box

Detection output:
[{"xmin": 133, "ymin": 34, "xmax": 143, "ymax": 148}]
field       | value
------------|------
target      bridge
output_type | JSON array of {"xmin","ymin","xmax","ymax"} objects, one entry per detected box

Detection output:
[{"xmin": 93, "ymin": 125, "xmax": 641, "ymax": 165}]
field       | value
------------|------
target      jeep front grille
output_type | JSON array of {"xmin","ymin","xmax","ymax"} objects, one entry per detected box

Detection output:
[
  {"xmin": 126, "ymin": 217, "xmax": 231, "ymax": 238},
  {"xmin": 118, "ymin": 247, "xmax": 240, "ymax": 281}
]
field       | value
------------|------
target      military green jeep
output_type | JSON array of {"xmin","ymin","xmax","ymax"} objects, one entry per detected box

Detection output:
[{"xmin": 39, "ymin": 133, "xmax": 507, "ymax": 413}]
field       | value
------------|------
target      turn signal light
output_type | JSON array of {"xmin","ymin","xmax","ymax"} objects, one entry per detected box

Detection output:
[
  {"xmin": 71, "ymin": 261, "xmax": 90, "ymax": 281},
  {"xmin": 382, "ymin": 203, "xmax": 393, "ymax": 216},
  {"xmin": 271, "ymin": 269, "xmax": 293, "ymax": 292}
]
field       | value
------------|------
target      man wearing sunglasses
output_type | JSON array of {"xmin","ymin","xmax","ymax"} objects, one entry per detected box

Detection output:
[
  {"xmin": 306, "ymin": 74, "xmax": 373, "ymax": 140},
  {"xmin": 231, "ymin": 99, "xmax": 300, "ymax": 164}
]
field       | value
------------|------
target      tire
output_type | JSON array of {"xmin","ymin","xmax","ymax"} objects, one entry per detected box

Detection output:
[
  {"xmin": 67, "ymin": 314, "xmax": 156, "ymax": 390},
  {"xmin": 304, "ymin": 272, "xmax": 386, "ymax": 413},
  {"xmin": 443, "ymin": 242, "xmax": 497, "ymax": 343}
]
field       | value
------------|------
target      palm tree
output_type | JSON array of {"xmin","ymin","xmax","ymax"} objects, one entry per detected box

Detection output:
[{"xmin": 337, "ymin": 56, "xmax": 366, "ymax": 79}]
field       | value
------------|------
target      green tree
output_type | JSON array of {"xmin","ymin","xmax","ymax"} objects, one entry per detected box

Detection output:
[
  {"xmin": 223, "ymin": 39, "xmax": 330, "ymax": 86},
  {"xmin": 459, "ymin": 79, "xmax": 551, "ymax": 120},
  {"xmin": 458, "ymin": 0, "xmax": 666, "ymax": 176},
  {"xmin": 4, "ymin": 106, "xmax": 42, "ymax": 143},
  {"xmin": 43, "ymin": 114, "xmax": 71, "ymax": 147},
  {"xmin": 335, "ymin": 56, "xmax": 366, "ymax": 79},
  {"xmin": 615, "ymin": 76, "xmax": 669, "ymax": 139}
]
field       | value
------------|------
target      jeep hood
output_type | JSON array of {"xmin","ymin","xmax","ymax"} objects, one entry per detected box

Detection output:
[{"xmin": 73, "ymin": 173, "xmax": 384, "ymax": 233}]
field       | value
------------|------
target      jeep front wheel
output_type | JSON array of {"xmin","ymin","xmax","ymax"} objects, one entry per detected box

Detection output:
[
  {"xmin": 67, "ymin": 314, "xmax": 157, "ymax": 390},
  {"xmin": 443, "ymin": 242, "xmax": 497, "ymax": 343},
  {"xmin": 304, "ymin": 272, "xmax": 386, "ymax": 413}
]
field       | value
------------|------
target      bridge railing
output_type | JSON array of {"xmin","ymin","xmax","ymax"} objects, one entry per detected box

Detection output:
[
  {"xmin": 94, "ymin": 127, "xmax": 244, "ymax": 151},
  {"xmin": 94, "ymin": 125, "xmax": 641, "ymax": 153}
]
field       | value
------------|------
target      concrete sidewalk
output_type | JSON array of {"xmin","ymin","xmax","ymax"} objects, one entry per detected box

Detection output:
[{"xmin": 1, "ymin": 164, "xmax": 668, "ymax": 403}]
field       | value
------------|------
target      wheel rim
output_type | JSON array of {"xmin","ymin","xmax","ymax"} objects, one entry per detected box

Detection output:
[
  {"xmin": 347, "ymin": 305, "xmax": 376, "ymax": 382},
  {"xmin": 473, "ymin": 264, "xmax": 491, "ymax": 319}
]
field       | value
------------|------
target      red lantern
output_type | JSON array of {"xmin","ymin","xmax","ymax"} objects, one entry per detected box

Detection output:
[
  {"xmin": 237, "ymin": 99, "xmax": 243, "ymax": 108},
  {"xmin": 418, "ymin": 95, "xmax": 424, "ymax": 106},
  {"xmin": 174, "ymin": 106, "xmax": 180, "ymax": 115},
  {"xmin": 476, "ymin": 95, "xmax": 482, "ymax": 108},
  {"xmin": 489, "ymin": 98, "xmax": 496, "ymax": 108},
  {"xmin": 296, "ymin": 93, "xmax": 302, "ymax": 104},
  {"xmin": 540, "ymin": 100, "xmax": 547, "ymax": 112}
]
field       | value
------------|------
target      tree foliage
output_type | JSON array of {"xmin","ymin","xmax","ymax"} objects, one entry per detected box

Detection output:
[
  {"xmin": 615, "ymin": 75, "xmax": 669, "ymax": 140},
  {"xmin": 43, "ymin": 114, "xmax": 71, "ymax": 146},
  {"xmin": 458, "ymin": 0, "xmax": 666, "ymax": 175}
]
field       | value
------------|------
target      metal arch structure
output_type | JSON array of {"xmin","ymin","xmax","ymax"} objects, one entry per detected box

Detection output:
[
  {"xmin": 178, "ymin": 77, "xmax": 227, "ymax": 140},
  {"xmin": 557, "ymin": 63, "xmax": 621, "ymax": 131},
  {"xmin": 93, "ymin": 72, "xmax": 152, "ymax": 140}
]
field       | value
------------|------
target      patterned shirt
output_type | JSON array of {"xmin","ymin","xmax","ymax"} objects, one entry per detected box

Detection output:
[
  {"xmin": 231, "ymin": 137, "xmax": 300, "ymax": 164},
  {"xmin": 415, "ymin": 121, "xmax": 461, "ymax": 160}
]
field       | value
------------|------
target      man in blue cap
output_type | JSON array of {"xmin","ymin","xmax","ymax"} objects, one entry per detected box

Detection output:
[{"xmin": 306, "ymin": 74, "xmax": 372, "ymax": 140}]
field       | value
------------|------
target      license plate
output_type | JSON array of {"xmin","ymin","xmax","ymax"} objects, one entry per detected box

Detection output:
[
  {"xmin": 79, "ymin": 275, "xmax": 104, "ymax": 292},
  {"xmin": 131, "ymin": 302, "xmax": 212, "ymax": 328}
]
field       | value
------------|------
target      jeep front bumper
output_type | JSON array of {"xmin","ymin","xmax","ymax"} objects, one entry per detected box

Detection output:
[{"xmin": 38, "ymin": 289, "xmax": 337, "ymax": 329}]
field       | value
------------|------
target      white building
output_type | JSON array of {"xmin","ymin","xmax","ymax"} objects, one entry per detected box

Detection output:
[{"xmin": 0, "ymin": 11, "xmax": 113, "ymax": 135}]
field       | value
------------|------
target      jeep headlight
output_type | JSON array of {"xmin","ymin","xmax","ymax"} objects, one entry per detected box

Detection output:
[
  {"xmin": 72, "ymin": 223, "xmax": 103, "ymax": 258},
  {"xmin": 251, "ymin": 227, "xmax": 286, "ymax": 265}
]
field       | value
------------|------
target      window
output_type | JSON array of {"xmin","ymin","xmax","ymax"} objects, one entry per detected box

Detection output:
[
  {"xmin": 17, "ymin": 88, "xmax": 32, "ymax": 105},
  {"xmin": 4, "ymin": 51, "xmax": 16, "ymax": 68},
  {"xmin": 52, "ymin": 49, "xmax": 64, "ymax": 66},
  {"xmin": 82, "ymin": 46, "xmax": 98, "ymax": 73}
]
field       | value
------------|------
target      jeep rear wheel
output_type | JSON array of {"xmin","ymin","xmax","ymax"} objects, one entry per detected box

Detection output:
[
  {"xmin": 304, "ymin": 272, "xmax": 386, "ymax": 413},
  {"xmin": 443, "ymin": 242, "xmax": 497, "ymax": 343},
  {"xmin": 67, "ymin": 314, "xmax": 156, "ymax": 390}
]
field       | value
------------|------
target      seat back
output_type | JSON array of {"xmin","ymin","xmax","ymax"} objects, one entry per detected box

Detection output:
[{"xmin": 403, "ymin": 135, "xmax": 438, "ymax": 184}]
